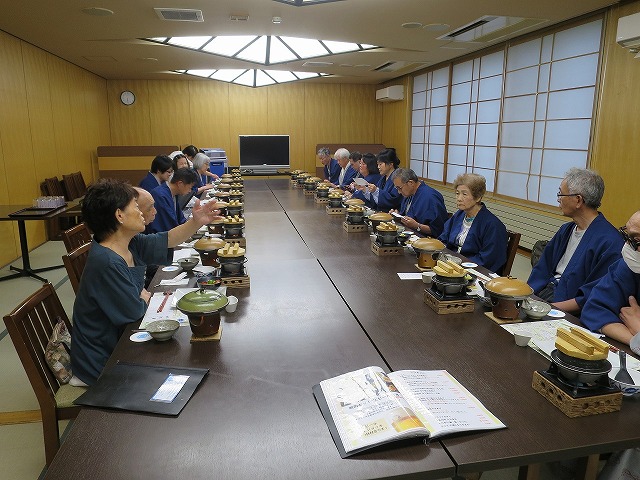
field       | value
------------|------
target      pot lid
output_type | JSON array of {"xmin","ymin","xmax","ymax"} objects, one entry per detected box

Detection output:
[
  {"xmin": 220, "ymin": 178, "xmax": 233, "ymax": 184},
  {"xmin": 328, "ymin": 192, "xmax": 343, "ymax": 198},
  {"xmin": 194, "ymin": 237, "xmax": 226, "ymax": 250},
  {"xmin": 305, "ymin": 176, "xmax": 321, "ymax": 182},
  {"xmin": 208, "ymin": 217, "xmax": 225, "ymax": 225},
  {"xmin": 217, "ymin": 183, "xmax": 232, "ymax": 189},
  {"xmin": 376, "ymin": 222, "xmax": 398, "ymax": 231},
  {"xmin": 347, "ymin": 205, "xmax": 364, "ymax": 212},
  {"xmin": 227, "ymin": 200, "xmax": 243, "ymax": 206},
  {"xmin": 369, "ymin": 212, "xmax": 392, "ymax": 221},
  {"xmin": 317, "ymin": 183, "xmax": 330, "ymax": 189},
  {"xmin": 412, "ymin": 237, "xmax": 445, "ymax": 252},
  {"xmin": 212, "ymin": 201, "xmax": 229, "ymax": 208},
  {"xmin": 485, "ymin": 277, "xmax": 533, "ymax": 298},
  {"xmin": 218, "ymin": 242, "xmax": 246, "ymax": 257},
  {"xmin": 223, "ymin": 215, "xmax": 244, "ymax": 224},
  {"xmin": 298, "ymin": 172, "xmax": 310, "ymax": 178},
  {"xmin": 177, "ymin": 289, "xmax": 228, "ymax": 314}
]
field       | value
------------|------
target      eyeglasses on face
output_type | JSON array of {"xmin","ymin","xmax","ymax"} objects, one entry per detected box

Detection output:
[
  {"xmin": 620, "ymin": 226, "xmax": 640, "ymax": 251},
  {"xmin": 557, "ymin": 190, "xmax": 580, "ymax": 198},
  {"xmin": 394, "ymin": 181, "xmax": 414, "ymax": 191}
]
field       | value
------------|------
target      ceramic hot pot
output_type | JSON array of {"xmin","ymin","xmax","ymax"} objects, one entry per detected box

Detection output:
[
  {"xmin": 207, "ymin": 217, "xmax": 226, "ymax": 235},
  {"xmin": 223, "ymin": 216, "xmax": 245, "ymax": 239},
  {"xmin": 296, "ymin": 173, "xmax": 311, "ymax": 186},
  {"xmin": 411, "ymin": 238, "xmax": 445, "ymax": 269},
  {"xmin": 217, "ymin": 242, "xmax": 247, "ymax": 276},
  {"xmin": 346, "ymin": 205, "xmax": 365, "ymax": 224},
  {"xmin": 177, "ymin": 288, "xmax": 229, "ymax": 337},
  {"xmin": 226, "ymin": 200, "xmax": 243, "ymax": 216},
  {"xmin": 303, "ymin": 177, "xmax": 321, "ymax": 191},
  {"xmin": 316, "ymin": 183, "xmax": 331, "ymax": 198},
  {"xmin": 228, "ymin": 190, "xmax": 244, "ymax": 202},
  {"xmin": 328, "ymin": 192, "xmax": 343, "ymax": 208},
  {"xmin": 376, "ymin": 222, "xmax": 398, "ymax": 245},
  {"xmin": 194, "ymin": 236, "xmax": 226, "ymax": 266},
  {"xmin": 483, "ymin": 277, "xmax": 533, "ymax": 319}
]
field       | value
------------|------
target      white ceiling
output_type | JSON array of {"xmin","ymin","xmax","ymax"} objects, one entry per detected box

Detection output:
[{"xmin": 0, "ymin": 0, "xmax": 618, "ymax": 85}]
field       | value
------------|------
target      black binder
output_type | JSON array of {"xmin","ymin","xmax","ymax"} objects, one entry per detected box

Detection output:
[{"xmin": 74, "ymin": 361, "xmax": 209, "ymax": 416}]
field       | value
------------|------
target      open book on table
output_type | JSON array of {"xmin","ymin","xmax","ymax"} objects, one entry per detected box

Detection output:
[{"xmin": 313, "ymin": 367, "xmax": 505, "ymax": 457}]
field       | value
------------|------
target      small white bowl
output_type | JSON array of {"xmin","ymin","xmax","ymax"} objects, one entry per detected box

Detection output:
[
  {"xmin": 225, "ymin": 295, "xmax": 238, "ymax": 313},
  {"xmin": 609, "ymin": 368, "xmax": 640, "ymax": 397},
  {"xmin": 514, "ymin": 332, "xmax": 532, "ymax": 347},
  {"xmin": 422, "ymin": 271, "xmax": 436, "ymax": 284}
]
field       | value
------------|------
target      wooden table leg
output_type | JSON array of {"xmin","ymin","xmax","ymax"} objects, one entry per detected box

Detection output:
[{"xmin": 575, "ymin": 454, "xmax": 600, "ymax": 480}]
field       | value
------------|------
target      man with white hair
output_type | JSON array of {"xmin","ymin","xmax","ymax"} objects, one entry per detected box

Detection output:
[
  {"xmin": 331, "ymin": 148, "xmax": 357, "ymax": 188},
  {"xmin": 133, "ymin": 187, "xmax": 157, "ymax": 226}
]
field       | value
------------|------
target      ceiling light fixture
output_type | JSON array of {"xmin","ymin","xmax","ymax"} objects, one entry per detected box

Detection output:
[
  {"xmin": 272, "ymin": 16, "xmax": 282, "ymax": 24},
  {"xmin": 143, "ymin": 35, "xmax": 379, "ymax": 66},
  {"xmin": 401, "ymin": 22, "xmax": 423, "ymax": 29},
  {"xmin": 423, "ymin": 23, "xmax": 451, "ymax": 32}
]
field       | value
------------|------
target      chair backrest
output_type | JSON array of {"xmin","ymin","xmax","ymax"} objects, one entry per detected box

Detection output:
[
  {"xmin": 61, "ymin": 222, "xmax": 92, "ymax": 253},
  {"xmin": 43, "ymin": 176, "xmax": 65, "ymax": 198},
  {"xmin": 530, "ymin": 239, "xmax": 549, "ymax": 268},
  {"xmin": 3, "ymin": 283, "xmax": 71, "ymax": 406},
  {"xmin": 502, "ymin": 230, "xmax": 522, "ymax": 277},
  {"xmin": 62, "ymin": 174, "xmax": 81, "ymax": 200},
  {"xmin": 72, "ymin": 171, "xmax": 87, "ymax": 197},
  {"xmin": 62, "ymin": 242, "xmax": 91, "ymax": 293}
]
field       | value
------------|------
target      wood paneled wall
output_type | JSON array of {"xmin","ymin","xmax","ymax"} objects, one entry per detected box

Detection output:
[
  {"xmin": 591, "ymin": 1, "xmax": 640, "ymax": 227},
  {"xmin": 380, "ymin": 77, "xmax": 412, "ymax": 169},
  {"xmin": 106, "ymin": 80, "xmax": 384, "ymax": 175},
  {"xmin": 0, "ymin": 31, "xmax": 109, "ymax": 267}
]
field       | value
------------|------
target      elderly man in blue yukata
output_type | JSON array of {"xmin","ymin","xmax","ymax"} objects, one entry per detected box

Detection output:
[
  {"xmin": 390, "ymin": 168, "xmax": 448, "ymax": 238},
  {"xmin": 527, "ymin": 168, "xmax": 622, "ymax": 315},
  {"xmin": 139, "ymin": 155, "xmax": 174, "ymax": 193},
  {"xmin": 318, "ymin": 147, "xmax": 341, "ymax": 185},
  {"xmin": 148, "ymin": 168, "xmax": 198, "ymax": 234},
  {"xmin": 581, "ymin": 210, "xmax": 640, "ymax": 351},
  {"xmin": 438, "ymin": 173, "xmax": 507, "ymax": 274},
  {"xmin": 330, "ymin": 148, "xmax": 357, "ymax": 188}
]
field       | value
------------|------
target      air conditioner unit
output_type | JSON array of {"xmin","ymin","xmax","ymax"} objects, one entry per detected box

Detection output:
[
  {"xmin": 617, "ymin": 12, "xmax": 640, "ymax": 50},
  {"xmin": 376, "ymin": 85, "xmax": 404, "ymax": 102}
]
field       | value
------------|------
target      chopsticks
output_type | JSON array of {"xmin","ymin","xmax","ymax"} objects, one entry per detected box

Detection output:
[{"xmin": 156, "ymin": 290, "xmax": 172, "ymax": 313}]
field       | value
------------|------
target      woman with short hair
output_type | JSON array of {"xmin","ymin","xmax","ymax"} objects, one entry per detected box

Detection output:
[
  {"xmin": 70, "ymin": 179, "xmax": 221, "ymax": 386},
  {"xmin": 438, "ymin": 173, "xmax": 507, "ymax": 273}
]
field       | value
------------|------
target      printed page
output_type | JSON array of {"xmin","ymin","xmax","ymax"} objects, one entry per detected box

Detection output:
[
  {"xmin": 388, "ymin": 370, "xmax": 505, "ymax": 439},
  {"xmin": 319, "ymin": 366, "xmax": 428, "ymax": 454}
]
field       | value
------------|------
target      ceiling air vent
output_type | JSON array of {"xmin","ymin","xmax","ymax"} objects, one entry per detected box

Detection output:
[
  {"xmin": 154, "ymin": 8, "xmax": 204, "ymax": 22},
  {"xmin": 438, "ymin": 15, "xmax": 546, "ymax": 43},
  {"xmin": 373, "ymin": 61, "xmax": 429, "ymax": 73}
]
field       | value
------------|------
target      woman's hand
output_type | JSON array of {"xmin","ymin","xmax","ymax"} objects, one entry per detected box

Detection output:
[
  {"xmin": 191, "ymin": 199, "xmax": 223, "ymax": 226},
  {"xmin": 401, "ymin": 216, "xmax": 420, "ymax": 230},
  {"xmin": 140, "ymin": 288, "xmax": 151, "ymax": 304},
  {"xmin": 366, "ymin": 184, "xmax": 377, "ymax": 193}
]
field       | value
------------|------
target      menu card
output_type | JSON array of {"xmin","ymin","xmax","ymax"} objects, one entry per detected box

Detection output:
[{"xmin": 313, "ymin": 367, "xmax": 505, "ymax": 457}]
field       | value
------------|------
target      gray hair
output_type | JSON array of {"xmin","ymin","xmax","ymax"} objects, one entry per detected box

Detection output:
[
  {"xmin": 334, "ymin": 148, "xmax": 350, "ymax": 161},
  {"xmin": 192, "ymin": 152, "xmax": 209, "ymax": 171},
  {"xmin": 564, "ymin": 168, "xmax": 604, "ymax": 209},
  {"xmin": 317, "ymin": 147, "xmax": 330, "ymax": 157},
  {"xmin": 394, "ymin": 168, "xmax": 419, "ymax": 183}
]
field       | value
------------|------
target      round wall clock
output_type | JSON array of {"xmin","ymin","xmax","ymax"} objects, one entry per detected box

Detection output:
[{"xmin": 120, "ymin": 90, "xmax": 135, "ymax": 106}]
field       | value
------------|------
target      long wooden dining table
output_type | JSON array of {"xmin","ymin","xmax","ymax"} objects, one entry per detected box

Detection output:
[{"xmin": 44, "ymin": 178, "xmax": 640, "ymax": 480}]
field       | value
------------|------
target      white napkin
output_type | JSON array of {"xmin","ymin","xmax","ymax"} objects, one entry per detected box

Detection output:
[
  {"xmin": 193, "ymin": 265, "xmax": 216, "ymax": 274},
  {"xmin": 158, "ymin": 272, "xmax": 189, "ymax": 286},
  {"xmin": 173, "ymin": 249, "xmax": 198, "ymax": 261}
]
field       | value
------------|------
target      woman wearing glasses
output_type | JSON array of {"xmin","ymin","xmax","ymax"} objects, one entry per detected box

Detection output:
[
  {"xmin": 581, "ymin": 210, "xmax": 640, "ymax": 349},
  {"xmin": 350, "ymin": 148, "xmax": 401, "ymax": 211},
  {"xmin": 438, "ymin": 173, "xmax": 507, "ymax": 274},
  {"xmin": 527, "ymin": 168, "xmax": 622, "ymax": 314}
]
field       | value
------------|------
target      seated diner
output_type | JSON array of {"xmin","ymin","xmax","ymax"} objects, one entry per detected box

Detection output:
[
  {"xmin": 438, "ymin": 173, "xmax": 507, "ymax": 273},
  {"xmin": 70, "ymin": 178, "xmax": 222, "ymax": 386}
]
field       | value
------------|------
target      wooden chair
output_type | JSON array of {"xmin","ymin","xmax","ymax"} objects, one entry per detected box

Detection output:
[
  {"xmin": 61, "ymin": 223, "xmax": 92, "ymax": 253},
  {"xmin": 62, "ymin": 174, "xmax": 81, "ymax": 200},
  {"xmin": 502, "ymin": 230, "xmax": 522, "ymax": 276},
  {"xmin": 3, "ymin": 283, "xmax": 85, "ymax": 465},
  {"xmin": 62, "ymin": 242, "xmax": 91, "ymax": 293},
  {"xmin": 72, "ymin": 171, "xmax": 87, "ymax": 198}
]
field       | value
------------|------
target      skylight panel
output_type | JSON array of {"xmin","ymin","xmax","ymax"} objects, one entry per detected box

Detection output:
[
  {"xmin": 211, "ymin": 69, "xmax": 246, "ymax": 82},
  {"xmin": 236, "ymin": 36, "xmax": 267, "ymax": 63},
  {"xmin": 256, "ymin": 70, "xmax": 277, "ymax": 87},
  {"xmin": 280, "ymin": 37, "xmax": 329, "ymax": 58},
  {"xmin": 323, "ymin": 40, "xmax": 360, "ymax": 54},
  {"xmin": 167, "ymin": 36, "xmax": 211, "ymax": 49},
  {"xmin": 264, "ymin": 70, "xmax": 297, "ymax": 82},
  {"xmin": 234, "ymin": 70, "xmax": 256, "ymax": 86},
  {"xmin": 293, "ymin": 71, "xmax": 319, "ymax": 79},
  {"xmin": 268, "ymin": 37, "xmax": 298, "ymax": 63},
  {"xmin": 202, "ymin": 36, "xmax": 256, "ymax": 56},
  {"xmin": 150, "ymin": 37, "xmax": 167, "ymax": 43},
  {"xmin": 185, "ymin": 69, "xmax": 216, "ymax": 78}
]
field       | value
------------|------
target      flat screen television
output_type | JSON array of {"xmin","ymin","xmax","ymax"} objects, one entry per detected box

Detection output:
[{"xmin": 239, "ymin": 135, "xmax": 290, "ymax": 174}]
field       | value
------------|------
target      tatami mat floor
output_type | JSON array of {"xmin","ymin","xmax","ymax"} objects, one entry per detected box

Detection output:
[{"xmin": 0, "ymin": 242, "xmax": 574, "ymax": 479}]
